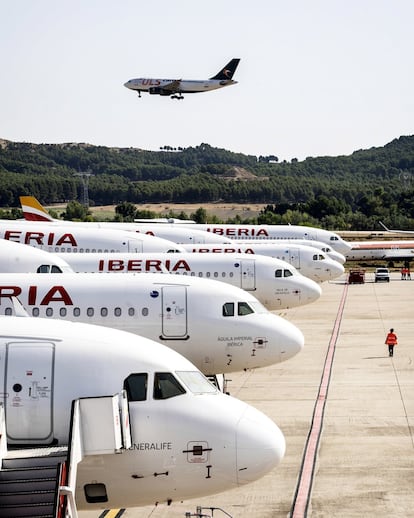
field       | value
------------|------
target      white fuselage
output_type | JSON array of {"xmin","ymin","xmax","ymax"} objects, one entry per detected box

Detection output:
[
  {"xmin": 0, "ymin": 239, "xmax": 73, "ymax": 273},
  {"xmin": 0, "ymin": 221, "xmax": 183, "ymax": 253},
  {"xmin": 124, "ymin": 78, "xmax": 237, "ymax": 94},
  {"xmin": 182, "ymin": 243, "xmax": 344, "ymax": 282},
  {"xmin": 56, "ymin": 252, "xmax": 322, "ymax": 310},
  {"xmin": 0, "ymin": 317, "xmax": 284, "ymax": 508},
  {"xmin": 346, "ymin": 240, "xmax": 414, "ymax": 261},
  {"xmin": 158, "ymin": 223, "xmax": 351, "ymax": 255},
  {"xmin": 0, "ymin": 273, "xmax": 304, "ymax": 374}
]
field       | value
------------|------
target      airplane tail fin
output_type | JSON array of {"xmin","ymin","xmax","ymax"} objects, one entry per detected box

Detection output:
[
  {"xmin": 210, "ymin": 58, "xmax": 240, "ymax": 80},
  {"xmin": 19, "ymin": 196, "xmax": 56, "ymax": 222}
]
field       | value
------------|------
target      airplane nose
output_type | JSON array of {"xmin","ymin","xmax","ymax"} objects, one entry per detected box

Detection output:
[
  {"xmin": 236, "ymin": 405, "xmax": 285, "ymax": 484},
  {"xmin": 329, "ymin": 261, "xmax": 345, "ymax": 279},
  {"xmin": 303, "ymin": 278, "xmax": 322, "ymax": 303},
  {"xmin": 279, "ymin": 318, "xmax": 304, "ymax": 362}
]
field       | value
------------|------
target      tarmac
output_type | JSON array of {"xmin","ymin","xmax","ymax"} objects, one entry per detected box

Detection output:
[{"xmin": 80, "ymin": 271, "xmax": 414, "ymax": 518}]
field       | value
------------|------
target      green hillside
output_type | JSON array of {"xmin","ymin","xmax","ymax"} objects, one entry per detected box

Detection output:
[{"xmin": 1, "ymin": 136, "xmax": 413, "ymax": 229}]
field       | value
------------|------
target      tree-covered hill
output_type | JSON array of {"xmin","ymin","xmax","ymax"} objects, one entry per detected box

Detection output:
[{"xmin": 1, "ymin": 136, "xmax": 413, "ymax": 230}]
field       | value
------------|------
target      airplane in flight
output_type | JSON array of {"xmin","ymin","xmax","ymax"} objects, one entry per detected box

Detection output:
[
  {"xmin": 144, "ymin": 222, "xmax": 352, "ymax": 255},
  {"xmin": 123, "ymin": 58, "xmax": 240, "ymax": 100},
  {"xmin": 19, "ymin": 196, "xmax": 236, "ymax": 245},
  {"xmin": 0, "ymin": 273, "xmax": 304, "ymax": 376},
  {"xmin": 54, "ymin": 251, "xmax": 322, "ymax": 310},
  {"xmin": 0, "ymin": 221, "xmax": 184, "ymax": 253},
  {"xmin": 0, "ymin": 316, "xmax": 285, "ymax": 511},
  {"xmin": 0, "ymin": 239, "xmax": 73, "ymax": 273},
  {"xmin": 345, "ymin": 240, "xmax": 414, "ymax": 263},
  {"xmin": 182, "ymin": 242, "xmax": 345, "ymax": 282}
]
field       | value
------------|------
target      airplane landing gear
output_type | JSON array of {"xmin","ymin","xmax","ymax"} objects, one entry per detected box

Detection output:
[
  {"xmin": 137, "ymin": 91, "xmax": 141, "ymax": 98},
  {"xmin": 171, "ymin": 94, "xmax": 184, "ymax": 100}
]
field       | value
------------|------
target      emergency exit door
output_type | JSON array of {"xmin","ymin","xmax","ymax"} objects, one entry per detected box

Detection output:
[{"xmin": 5, "ymin": 342, "xmax": 54, "ymax": 443}]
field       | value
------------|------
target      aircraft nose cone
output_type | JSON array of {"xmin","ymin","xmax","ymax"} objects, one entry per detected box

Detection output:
[
  {"xmin": 304, "ymin": 278, "xmax": 322, "ymax": 303},
  {"xmin": 330, "ymin": 261, "xmax": 345, "ymax": 279},
  {"xmin": 279, "ymin": 319, "xmax": 304, "ymax": 362},
  {"xmin": 236, "ymin": 405, "xmax": 285, "ymax": 485}
]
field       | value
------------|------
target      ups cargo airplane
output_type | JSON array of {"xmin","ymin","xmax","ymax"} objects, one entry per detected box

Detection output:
[
  {"xmin": 0, "ymin": 317, "xmax": 284, "ymax": 510},
  {"xmin": 0, "ymin": 239, "xmax": 73, "ymax": 273},
  {"xmin": 19, "ymin": 196, "xmax": 236, "ymax": 245},
  {"xmin": 0, "ymin": 221, "xmax": 184, "ymax": 253},
  {"xmin": 182, "ymin": 243, "xmax": 345, "ymax": 282},
  {"xmin": 124, "ymin": 58, "xmax": 240, "ymax": 100},
  {"xmin": 55, "ymin": 252, "xmax": 322, "ymax": 310},
  {"xmin": 0, "ymin": 273, "xmax": 304, "ymax": 375}
]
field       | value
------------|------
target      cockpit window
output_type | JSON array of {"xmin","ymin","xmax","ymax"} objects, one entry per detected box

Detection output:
[
  {"xmin": 37, "ymin": 264, "xmax": 63, "ymax": 273},
  {"xmin": 176, "ymin": 371, "xmax": 217, "ymax": 394},
  {"xmin": 330, "ymin": 236, "xmax": 338, "ymax": 241},
  {"xmin": 238, "ymin": 302, "xmax": 254, "ymax": 315},
  {"xmin": 275, "ymin": 269, "xmax": 293, "ymax": 278},
  {"xmin": 223, "ymin": 302, "xmax": 235, "ymax": 317},
  {"xmin": 284, "ymin": 269, "xmax": 293, "ymax": 277},
  {"xmin": 124, "ymin": 373, "xmax": 148, "ymax": 401},
  {"xmin": 153, "ymin": 372, "xmax": 186, "ymax": 400},
  {"xmin": 51, "ymin": 265, "xmax": 63, "ymax": 273}
]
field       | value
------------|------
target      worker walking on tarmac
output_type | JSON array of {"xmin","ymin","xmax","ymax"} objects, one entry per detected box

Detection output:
[{"xmin": 385, "ymin": 328, "xmax": 398, "ymax": 357}]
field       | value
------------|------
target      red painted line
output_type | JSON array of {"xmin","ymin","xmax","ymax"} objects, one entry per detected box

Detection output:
[{"xmin": 290, "ymin": 283, "xmax": 348, "ymax": 518}]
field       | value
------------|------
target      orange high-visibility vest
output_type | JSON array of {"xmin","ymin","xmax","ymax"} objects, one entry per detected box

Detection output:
[{"xmin": 385, "ymin": 333, "xmax": 398, "ymax": 345}]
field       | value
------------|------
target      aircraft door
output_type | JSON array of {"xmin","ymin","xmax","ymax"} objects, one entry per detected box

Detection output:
[
  {"xmin": 128, "ymin": 239, "xmax": 143, "ymax": 252},
  {"xmin": 289, "ymin": 248, "xmax": 300, "ymax": 269},
  {"xmin": 240, "ymin": 259, "xmax": 256, "ymax": 291},
  {"xmin": 161, "ymin": 286, "xmax": 188, "ymax": 338},
  {"xmin": 5, "ymin": 342, "xmax": 54, "ymax": 443}
]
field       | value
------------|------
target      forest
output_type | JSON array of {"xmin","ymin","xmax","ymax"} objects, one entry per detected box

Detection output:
[{"xmin": 0, "ymin": 136, "xmax": 413, "ymax": 230}]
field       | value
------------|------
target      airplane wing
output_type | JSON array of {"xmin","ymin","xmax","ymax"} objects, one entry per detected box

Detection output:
[{"xmin": 161, "ymin": 79, "xmax": 182, "ymax": 92}]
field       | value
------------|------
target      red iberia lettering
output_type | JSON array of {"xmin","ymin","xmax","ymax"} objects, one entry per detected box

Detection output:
[
  {"xmin": 0, "ymin": 285, "xmax": 72, "ymax": 305},
  {"xmin": 0, "ymin": 286, "xmax": 22, "ymax": 300},
  {"xmin": 55, "ymin": 234, "xmax": 77, "ymax": 246}
]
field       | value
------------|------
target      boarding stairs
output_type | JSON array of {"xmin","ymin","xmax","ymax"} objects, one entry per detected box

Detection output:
[{"xmin": 0, "ymin": 392, "xmax": 131, "ymax": 518}]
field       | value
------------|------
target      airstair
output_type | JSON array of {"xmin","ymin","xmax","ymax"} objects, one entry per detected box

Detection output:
[{"xmin": 0, "ymin": 392, "xmax": 131, "ymax": 518}]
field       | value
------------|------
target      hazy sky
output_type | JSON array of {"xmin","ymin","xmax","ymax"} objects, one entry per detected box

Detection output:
[{"xmin": 1, "ymin": 0, "xmax": 413, "ymax": 160}]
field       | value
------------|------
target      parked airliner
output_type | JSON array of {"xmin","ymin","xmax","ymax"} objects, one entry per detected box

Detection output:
[
  {"xmin": 182, "ymin": 243, "xmax": 344, "ymax": 282},
  {"xmin": 19, "ymin": 196, "xmax": 236, "ymax": 245},
  {"xmin": 55, "ymin": 252, "xmax": 322, "ymax": 310},
  {"xmin": 238, "ymin": 238, "xmax": 346, "ymax": 264},
  {"xmin": 345, "ymin": 240, "xmax": 414, "ymax": 262},
  {"xmin": 147, "ymin": 222, "xmax": 352, "ymax": 255},
  {"xmin": 0, "ymin": 221, "xmax": 184, "ymax": 253},
  {"xmin": 0, "ymin": 316, "xmax": 285, "ymax": 510},
  {"xmin": 0, "ymin": 273, "xmax": 304, "ymax": 375},
  {"xmin": 0, "ymin": 239, "xmax": 73, "ymax": 273},
  {"xmin": 124, "ymin": 58, "xmax": 240, "ymax": 100}
]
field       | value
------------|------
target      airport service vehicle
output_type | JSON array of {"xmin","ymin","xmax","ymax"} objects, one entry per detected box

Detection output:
[
  {"xmin": 346, "ymin": 241, "xmax": 414, "ymax": 263},
  {"xmin": 0, "ymin": 239, "xmax": 73, "ymax": 273},
  {"xmin": 374, "ymin": 267, "xmax": 390, "ymax": 282},
  {"xmin": 0, "ymin": 221, "xmax": 183, "ymax": 253},
  {"xmin": 0, "ymin": 316, "xmax": 284, "ymax": 510},
  {"xmin": 0, "ymin": 273, "xmax": 304, "ymax": 375},
  {"xmin": 182, "ymin": 243, "xmax": 344, "ymax": 283},
  {"xmin": 124, "ymin": 58, "xmax": 240, "ymax": 100},
  {"xmin": 157, "ymin": 223, "xmax": 351, "ymax": 255},
  {"xmin": 19, "ymin": 196, "xmax": 236, "ymax": 245},
  {"xmin": 56, "ymin": 252, "xmax": 322, "ymax": 310}
]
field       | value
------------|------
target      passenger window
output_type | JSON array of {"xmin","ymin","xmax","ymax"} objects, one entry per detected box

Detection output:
[
  {"xmin": 222, "ymin": 302, "xmax": 235, "ymax": 317},
  {"xmin": 87, "ymin": 307, "xmax": 94, "ymax": 317},
  {"xmin": 5, "ymin": 307, "xmax": 12, "ymax": 316},
  {"xmin": 32, "ymin": 308, "xmax": 39, "ymax": 317},
  {"xmin": 124, "ymin": 373, "xmax": 148, "ymax": 401},
  {"xmin": 73, "ymin": 307, "xmax": 80, "ymax": 317},
  {"xmin": 101, "ymin": 307, "xmax": 108, "ymax": 317},
  {"xmin": 238, "ymin": 302, "xmax": 254, "ymax": 315},
  {"xmin": 114, "ymin": 307, "xmax": 122, "ymax": 317},
  {"xmin": 275, "ymin": 269, "xmax": 282, "ymax": 278},
  {"xmin": 284, "ymin": 269, "xmax": 293, "ymax": 277},
  {"xmin": 142, "ymin": 307, "xmax": 149, "ymax": 316},
  {"xmin": 60, "ymin": 307, "xmax": 67, "ymax": 317},
  {"xmin": 153, "ymin": 372, "xmax": 186, "ymax": 400},
  {"xmin": 214, "ymin": 272, "xmax": 218, "ymax": 278},
  {"xmin": 46, "ymin": 308, "xmax": 53, "ymax": 317},
  {"xmin": 128, "ymin": 307, "xmax": 135, "ymax": 316}
]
